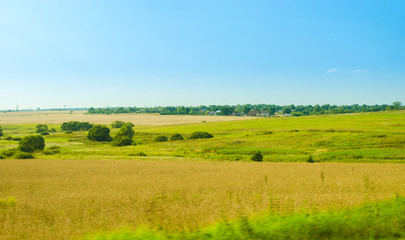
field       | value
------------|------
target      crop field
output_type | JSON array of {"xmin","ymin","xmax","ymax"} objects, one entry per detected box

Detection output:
[
  {"xmin": 1, "ymin": 160, "xmax": 405, "ymax": 240},
  {"xmin": 0, "ymin": 111, "xmax": 405, "ymax": 239}
]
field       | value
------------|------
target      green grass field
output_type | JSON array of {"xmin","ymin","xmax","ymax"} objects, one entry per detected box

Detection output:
[{"xmin": 1, "ymin": 110, "xmax": 404, "ymax": 163}]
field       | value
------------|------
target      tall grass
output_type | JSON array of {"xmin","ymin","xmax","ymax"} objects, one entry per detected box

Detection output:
[{"xmin": 82, "ymin": 197, "xmax": 405, "ymax": 240}]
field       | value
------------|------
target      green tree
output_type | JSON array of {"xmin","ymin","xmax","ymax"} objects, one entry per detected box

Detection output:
[
  {"xmin": 112, "ymin": 124, "xmax": 135, "ymax": 146},
  {"xmin": 35, "ymin": 124, "xmax": 48, "ymax": 133},
  {"xmin": 154, "ymin": 135, "xmax": 168, "ymax": 142},
  {"xmin": 282, "ymin": 107, "xmax": 292, "ymax": 114},
  {"xmin": 393, "ymin": 101, "xmax": 402, "ymax": 110},
  {"xmin": 0, "ymin": 126, "xmax": 3, "ymax": 137},
  {"xmin": 220, "ymin": 106, "xmax": 234, "ymax": 116},
  {"xmin": 251, "ymin": 151, "xmax": 263, "ymax": 162},
  {"xmin": 242, "ymin": 105, "xmax": 251, "ymax": 114},
  {"xmin": 18, "ymin": 135, "xmax": 45, "ymax": 153},
  {"xmin": 87, "ymin": 125, "xmax": 112, "ymax": 142},
  {"xmin": 111, "ymin": 121, "xmax": 125, "ymax": 128}
]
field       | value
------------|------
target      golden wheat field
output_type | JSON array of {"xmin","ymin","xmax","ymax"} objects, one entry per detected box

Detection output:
[
  {"xmin": 0, "ymin": 111, "xmax": 255, "ymax": 125},
  {"xmin": 1, "ymin": 159, "xmax": 405, "ymax": 240}
]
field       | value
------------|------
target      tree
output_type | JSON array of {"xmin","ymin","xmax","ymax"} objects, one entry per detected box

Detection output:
[
  {"xmin": 220, "ymin": 106, "xmax": 234, "ymax": 116},
  {"xmin": 35, "ymin": 124, "xmax": 48, "ymax": 133},
  {"xmin": 251, "ymin": 151, "xmax": 263, "ymax": 162},
  {"xmin": 282, "ymin": 107, "xmax": 292, "ymax": 114},
  {"xmin": 111, "ymin": 121, "xmax": 125, "ymax": 128},
  {"xmin": 393, "ymin": 101, "xmax": 402, "ymax": 110},
  {"xmin": 112, "ymin": 124, "xmax": 135, "ymax": 146},
  {"xmin": 87, "ymin": 125, "xmax": 112, "ymax": 142},
  {"xmin": 0, "ymin": 126, "xmax": 3, "ymax": 137},
  {"xmin": 18, "ymin": 135, "xmax": 45, "ymax": 153},
  {"xmin": 242, "ymin": 105, "xmax": 251, "ymax": 114}
]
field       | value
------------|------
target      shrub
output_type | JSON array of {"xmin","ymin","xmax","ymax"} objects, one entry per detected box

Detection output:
[
  {"xmin": 128, "ymin": 152, "xmax": 146, "ymax": 156},
  {"xmin": 4, "ymin": 136, "xmax": 12, "ymax": 140},
  {"xmin": 12, "ymin": 137, "xmax": 22, "ymax": 141},
  {"xmin": 0, "ymin": 126, "xmax": 3, "ymax": 137},
  {"xmin": 111, "ymin": 121, "xmax": 125, "ymax": 128},
  {"xmin": 61, "ymin": 121, "xmax": 93, "ymax": 131},
  {"xmin": 170, "ymin": 133, "xmax": 184, "ymax": 141},
  {"xmin": 251, "ymin": 151, "xmax": 263, "ymax": 162},
  {"xmin": 0, "ymin": 155, "xmax": 4, "ymax": 159},
  {"xmin": 18, "ymin": 135, "xmax": 45, "ymax": 153},
  {"xmin": 14, "ymin": 152, "xmax": 35, "ymax": 159},
  {"xmin": 307, "ymin": 155, "xmax": 315, "ymax": 163},
  {"xmin": 2, "ymin": 149, "xmax": 16, "ymax": 157},
  {"xmin": 49, "ymin": 128, "xmax": 56, "ymax": 133},
  {"xmin": 35, "ymin": 124, "xmax": 48, "ymax": 133},
  {"xmin": 65, "ymin": 131, "xmax": 73, "ymax": 134},
  {"xmin": 154, "ymin": 135, "xmax": 168, "ymax": 142},
  {"xmin": 40, "ymin": 131, "xmax": 49, "ymax": 136},
  {"xmin": 87, "ymin": 125, "xmax": 112, "ymax": 142},
  {"xmin": 112, "ymin": 124, "xmax": 135, "ymax": 146},
  {"xmin": 188, "ymin": 131, "xmax": 213, "ymax": 139}
]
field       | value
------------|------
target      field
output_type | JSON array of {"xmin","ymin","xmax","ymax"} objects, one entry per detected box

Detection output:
[{"xmin": 1, "ymin": 111, "xmax": 405, "ymax": 239}]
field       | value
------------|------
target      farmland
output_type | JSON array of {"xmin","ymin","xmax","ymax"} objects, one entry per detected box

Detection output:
[{"xmin": 0, "ymin": 110, "xmax": 405, "ymax": 239}]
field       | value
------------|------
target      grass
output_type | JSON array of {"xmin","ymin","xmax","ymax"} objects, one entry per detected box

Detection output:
[
  {"xmin": 1, "ymin": 110, "xmax": 404, "ymax": 162},
  {"xmin": 1, "ymin": 111, "xmax": 405, "ymax": 239},
  {"xmin": 1, "ymin": 160, "xmax": 405, "ymax": 239},
  {"xmin": 82, "ymin": 196, "xmax": 405, "ymax": 240}
]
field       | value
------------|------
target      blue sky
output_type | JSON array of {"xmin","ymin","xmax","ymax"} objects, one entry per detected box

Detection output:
[{"xmin": 0, "ymin": 0, "xmax": 404, "ymax": 110}]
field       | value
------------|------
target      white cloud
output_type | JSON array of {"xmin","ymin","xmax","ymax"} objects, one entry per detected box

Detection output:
[
  {"xmin": 326, "ymin": 68, "xmax": 337, "ymax": 73},
  {"xmin": 353, "ymin": 69, "xmax": 366, "ymax": 73}
]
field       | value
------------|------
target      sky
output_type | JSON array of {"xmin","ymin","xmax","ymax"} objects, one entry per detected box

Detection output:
[{"xmin": 0, "ymin": 0, "xmax": 404, "ymax": 110}]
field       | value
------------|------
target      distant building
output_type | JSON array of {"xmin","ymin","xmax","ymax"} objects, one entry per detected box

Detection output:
[{"xmin": 247, "ymin": 110, "xmax": 260, "ymax": 116}]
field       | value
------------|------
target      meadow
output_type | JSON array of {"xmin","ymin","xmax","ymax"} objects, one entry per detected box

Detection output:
[{"xmin": 0, "ymin": 110, "xmax": 405, "ymax": 239}]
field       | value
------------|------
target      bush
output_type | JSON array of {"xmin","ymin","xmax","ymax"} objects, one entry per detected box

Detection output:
[
  {"xmin": 61, "ymin": 121, "xmax": 93, "ymax": 131},
  {"xmin": 188, "ymin": 131, "xmax": 213, "ymax": 139},
  {"xmin": 87, "ymin": 125, "xmax": 112, "ymax": 142},
  {"xmin": 12, "ymin": 137, "xmax": 22, "ymax": 141},
  {"xmin": 112, "ymin": 124, "xmax": 135, "ymax": 146},
  {"xmin": 0, "ymin": 126, "xmax": 3, "ymax": 137},
  {"xmin": 251, "ymin": 151, "xmax": 263, "ymax": 162},
  {"xmin": 4, "ymin": 136, "xmax": 12, "ymax": 140},
  {"xmin": 0, "ymin": 155, "xmax": 4, "ymax": 159},
  {"xmin": 307, "ymin": 155, "xmax": 315, "ymax": 163},
  {"xmin": 111, "ymin": 121, "xmax": 125, "ymax": 128},
  {"xmin": 14, "ymin": 152, "xmax": 35, "ymax": 159},
  {"xmin": 18, "ymin": 135, "xmax": 45, "ymax": 153},
  {"xmin": 112, "ymin": 121, "xmax": 134, "ymax": 129},
  {"xmin": 65, "ymin": 131, "xmax": 73, "ymax": 134},
  {"xmin": 170, "ymin": 133, "xmax": 184, "ymax": 141},
  {"xmin": 2, "ymin": 149, "xmax": 16, "ymax": 157},
  {"xmin": 128, "ymin": 152, "xmax": 146, "ymax": 156},
  {"xmin": 40, "ymin": 131, "xmax": 49, "ymax": 136},
  {"xmin": 49, "ymin": 128, "xmax": 56, "ymax": 133},
  {"xmin": 154, "ymin": 135, "xmax": 168, "ymax": 142},
  {"xmin": 35, "ymin": 124, "xmax": 48, "ymax": 133}
]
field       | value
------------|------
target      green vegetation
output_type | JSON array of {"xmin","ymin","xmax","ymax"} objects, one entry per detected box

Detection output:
[
  {"xmin": 61, "ymin": 121, "xmax": 93, "ymax": 131},
  {"xmin": 18, "ymin": 135, "xmax": 45, "ymax": 153},
  {"xmin": 112, "ymin": 123, "xmax": 135, "ymax": 146},
  {"xmin": 111, "ymin": 120, "xmax": 125, "ymax": 128},
  {"xmin": 83, "ymin": 197, "xmax": 405, "ymax": 240},
  {"xmin": 154, "ymin": 135, "xmax": 168, "ymax": 142},
  {"xmin": 87, "ymin": 125, "xmax": 112, "ymax": 142},
  {"xmin": 188, "ymin": 131, "xmax": 214, "ymax": 139},
  {"xmin": 0, "ymin": 111, "xmax": 404, "ymax": 162},
  {"xmin": 88, "ymin": 102, "xmax": 404, "ymax": 116},
  {"xmin": 0, "ymin": 126, "xmax": 3, "ymax": 137},
  {"xmin": 251, "ymin": 151, "xmax": 263, "ymax": 162},
  {"xmin": 170, "ymin": 133, "xmax": 184, "ymax": 141},
  {"xmin": 35, "ymin": 124, "xmax": 48, "ymax": 133},
  {"xmin": 14, "ymin": 151, "xmax": 35, "ymax": 159}
]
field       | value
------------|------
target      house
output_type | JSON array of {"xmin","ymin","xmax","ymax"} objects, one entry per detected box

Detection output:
[
  {"xmin": 260, "ymin": 111, "xmax": 270, "ymax": 117},
  {"xmin": 247, "ymin": 110, "xmax": 260, "ymax": 116}
]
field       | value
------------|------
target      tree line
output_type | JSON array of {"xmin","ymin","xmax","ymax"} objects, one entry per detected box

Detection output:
[{"xmin": 87, "ymin": 102, "xmax": 403, "ymax": 116}]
